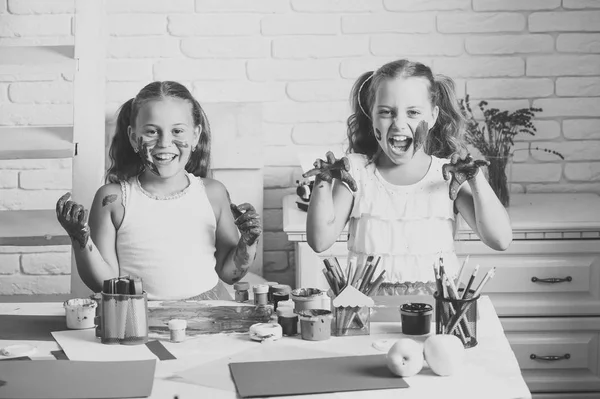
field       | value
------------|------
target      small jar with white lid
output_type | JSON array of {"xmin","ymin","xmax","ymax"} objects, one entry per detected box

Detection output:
[{"xmin": 168, "ymin": 319, "xmax": 187, "ymax": 343}]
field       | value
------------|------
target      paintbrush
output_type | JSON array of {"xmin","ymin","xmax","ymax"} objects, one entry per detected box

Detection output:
[
  {"xmin": 366, "ymin": 270, "xmax": 386, "ymax": 296},
  {"xmin": 352, "ymin": 255, "xmax": 372, "ymax": 287}
]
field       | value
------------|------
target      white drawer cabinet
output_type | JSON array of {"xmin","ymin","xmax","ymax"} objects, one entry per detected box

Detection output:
[{"xmin": 283, "ymin": 193, "xmax": 600, "ymax": 396}]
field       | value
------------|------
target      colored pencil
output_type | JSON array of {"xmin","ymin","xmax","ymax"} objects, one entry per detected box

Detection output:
[
  {"xmin": 447, "ymin": 268, "xmax": 496, "ymax": 334},
  {"xmin": 352, "ymin": 255, "xmax": 372, "ymax": 287},
  {"xmin": 366, "ymin": 270, "xmax": 386, "ymax": 296},
  {"xmin": 456, "ymin": 255, "xmax": 470, "ymax": 288},
  {"xmin": 461, "ymin": 264, "xmax": 479, "ymax": 299}
]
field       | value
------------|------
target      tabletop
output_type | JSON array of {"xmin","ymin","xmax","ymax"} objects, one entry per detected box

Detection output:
[{"xmin": 0, "ymin": 297, "xmax": 531, "ymax": 399}]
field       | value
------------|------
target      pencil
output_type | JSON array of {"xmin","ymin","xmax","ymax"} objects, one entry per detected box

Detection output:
[
  {"xmin": 456, "ymin": 255, "xmax": 470, "ymax": 288},
  {"xmin": 352, "ymin": 255, "xmax": 372, "ymax": 287},
  {"xmin": 366, "ymin": 270, "xmax": 386, "ymax": 296},
  {"xmin": 345, "ymin": 258, "xmax": 356, "ymax": 289},
  {"xmin": 445, "ymin": 275, "xmax": 473, "ymax": 338},
  {"xmin": 360, "ymin": 256, "xmax": 380, "ymax": 293},
  {"xmin": 331, "ymin": 257, "xmax": 347, "ymax": 288},
  {"xmin": 461, "ymin": 264, "xmax": 479, "ymax": 299},
  {"xmin": 322, "ymin": 268, "xmax": 338, "ymax": 296},
  {"xmin": 447, "ymin": 268, "xmax": 496, "ymax": 334}
]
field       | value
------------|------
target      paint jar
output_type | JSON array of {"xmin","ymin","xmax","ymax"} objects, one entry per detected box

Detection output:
[
  {"xmin": 272, "ymin": 284, "xmax": 291, "ymax": 312},
  {"xmin": 253, "ymin": 284, "xmax": 269, "ymax": 307},
  {"xmin": 291, "ymin": 288, "xmax": 328, "ymax": 312},
  {"xmin": 266, "ymin": 281, "xmax": 278, "ymax": 303},
  {"xmin": 234, "ymin": 282, "xmax": 250, "ymax": 303},
  {"xmin": 297, "ymin": 309, "xmax": 333, "ymax": 341},
  {"xmin": 276, "ymin": 307, "xmax": 298, "ymax": 336},
  {"xmin": 333, "ymin": 306, "xmax": 371, "ymax": 337},
  {"xmin": 89, "ymin": 292, "xmax": 103, "ymax": 338},
  {"xmin": 64, "ymin": 298, "xmax": 97, "ymax": 329},
  {"xmin": 168, "ymin": 319, "xmax": 187, "ymax": 343},
  {"xmin": 400, "ymin": 303, "xmax": 433, "ymax": 336}
]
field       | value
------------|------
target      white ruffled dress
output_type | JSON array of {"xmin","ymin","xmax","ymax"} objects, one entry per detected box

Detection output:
[{"xmin": 346, "ymin": 153, "xmax": 460, "ymax": 286}]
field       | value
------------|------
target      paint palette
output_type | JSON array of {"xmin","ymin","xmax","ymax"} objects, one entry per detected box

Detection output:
[{"xmin": 147, "ymin": 302, "xmax": 272, "ymax": 336}]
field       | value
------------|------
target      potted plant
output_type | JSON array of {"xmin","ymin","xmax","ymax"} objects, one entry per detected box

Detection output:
[{"xmin": 459, "ymin": 95, "xmax": 564, "ymax": 207}]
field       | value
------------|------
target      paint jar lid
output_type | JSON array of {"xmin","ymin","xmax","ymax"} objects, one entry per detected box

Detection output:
[
  {"xmin": 276, "ymin": 307, "xmax": 297, "ymax": 318},
  {"xmin": 266, "ymin": 281, "xmax": 278, "ymax": 287},
  {"xmin": 168, "ymin": 319, "xmax": 187, "ymax": 330},
  {"xmin": 272, "ymin": 284, "xmax": 291, "ymax": 295},
  {"xmin": 277, "ymin": 300, "xmax": 294, "ymax": 309},
  {"xmin": 297, "ymin": 309, "xmax": 333, "ymax": 321},
  {"xmin": 234, "ymin": 282, "xmax": 250, "ymax": 291},
  {"xmin": 400, "ymin": 303, "xmax": 433, "ymax": 316},
  {"xmin": 253, "ymin": 284, "xmax": 269, "ymax": 294}
]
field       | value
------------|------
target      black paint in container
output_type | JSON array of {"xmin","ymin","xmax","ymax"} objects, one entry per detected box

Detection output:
[
  {"xmin": 276, "ymin": 307, "xmax": 298, "ymax": 336},
  {"xmin": 400, "ymin": 302, "xmax": 433, "ymax": 336},
  {"xmin": 272, "ymin": 284, "xmax": 291, "ymax": 312}
]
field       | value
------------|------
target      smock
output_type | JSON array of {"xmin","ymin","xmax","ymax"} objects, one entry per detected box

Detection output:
[
  {"xmin": 346, "ymin": 153, "xmax": 460, "ymax": 284},
  {"xmin": 116, "ymin": 172, "xmax": 219, "ymax": 300}
]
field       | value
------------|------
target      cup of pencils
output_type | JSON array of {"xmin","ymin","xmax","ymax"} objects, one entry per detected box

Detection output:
[
  {"xmin": 433, "ymin": 256, "xmax": 496, "ymax": 349},
  {"xmin": 100, "ymin": 276, "xmax": 148, "ymax": 345}
]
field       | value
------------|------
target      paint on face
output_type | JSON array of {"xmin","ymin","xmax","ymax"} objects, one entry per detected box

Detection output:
[
  {"xmin": 371, "ymin": 77, "xmax": 437, "ymax": 166},
  {"xmin": 132, "ymin": 98, "xmax": 199, "ymax": 179},
  {"xmin": 137, "ymin": 136, "xmax": 160, "ymax": 176},
  {"xmin": 101, "ymin": 194, "xmax": 117, "ymax": 207},
  {"xmin": 412, "ymin": 120, "xmax": 428, "ymax": 156}
]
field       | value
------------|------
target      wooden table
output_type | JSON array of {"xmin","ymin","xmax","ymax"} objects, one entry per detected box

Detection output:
[{"xmin": 0, "ymin": 297, "xmax": 530, "ymax": 399}]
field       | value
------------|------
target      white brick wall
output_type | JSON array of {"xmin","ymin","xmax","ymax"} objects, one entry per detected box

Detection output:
[{"xmin": 2, "ymin": 0, "xmax": 599, "ymax": 290}]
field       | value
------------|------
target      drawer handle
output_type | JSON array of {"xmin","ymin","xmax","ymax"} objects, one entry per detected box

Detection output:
[
  {"xmin": 531, "ymin": 276, "xmax": 572, "ymax": 283},
  {"xmin": 530, "ymin": 353, "xmax": 571, "ymax": 361}
]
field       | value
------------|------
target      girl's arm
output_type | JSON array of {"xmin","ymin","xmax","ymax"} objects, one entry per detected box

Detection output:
[
  {"xmin": 204, "ymin": 178, "xmax": 259, "ymax": 285},
  {"xmin": 306, "ymin": 179, "xmax": 354, "ymax": 253},
  {"xmin": 305, "ymin": 152, "xmax": 357, "ymax": 253},
  {"xmin": 56, "ymin": 186, "xmax": 121, "ymax": 292},
  {"xmin": 455, "ymin": 171, "xmax": 513, "ymax": 251}
]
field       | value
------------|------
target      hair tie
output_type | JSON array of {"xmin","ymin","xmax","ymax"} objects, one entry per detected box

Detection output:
[{"xmin": 357, "ymin": 72, "xmax": 374, "ymax": 119}]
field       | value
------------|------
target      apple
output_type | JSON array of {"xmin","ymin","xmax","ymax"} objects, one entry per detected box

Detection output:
[
  {"xmin": 423, "ymin": 334, "xmax": 466, "ymax": 376},
  {"xmin": 386, "ymin": 338, "xmax": 424, "ymax": 377}
]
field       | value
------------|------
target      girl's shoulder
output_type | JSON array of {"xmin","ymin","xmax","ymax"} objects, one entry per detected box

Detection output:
[
  {"xmin": 199, "ymin": 177, "xmax": 229, "ymax": 203},
  {"xmin": 93, "ymin": 182, "xmax": 123, "ymax": 208}
]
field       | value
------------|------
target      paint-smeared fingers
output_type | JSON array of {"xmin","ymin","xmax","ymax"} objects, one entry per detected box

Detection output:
[
  {"xmin": 302, "ymin": 168, "xmax": 321, "ymax": 179},
  {"xmin": 56, "ymin": 192, "xmax": 71, "ymax": 216},
  {"xmin": 230, "ymin": 203, "xmax": 243, "ymax": 220},
  {"xmin": 474, "ymin": 159, "xmax": 490, "ymax": 168},
  {"xmin": 325, "ymin": 151, "xmax": 337, "ymax": 165},
  {"xmin": 442, "ymin": 163, "xmax": 454, "ymax": 181},
  {"xmin": 340, "ymin": 170, "xmax": 358, "ymax": 192},
  {"xmin": 317, "ymin": 172, "xmax": 333, "ymax": 184},
  {"xmin": 63, "ymin": 201, "xmax": 76, "ymax": 222},
  {"xmin": 341, "ymin": 157, "xmax": 351, "ymax": 172},
  {"xmin": 450, "ymin": 152, "xmax": 460, "ymax": 165},
  {"xmin": 71, "ymin": 204, "xmax": 83, "ymax": 223},
  {"xmin": 236, "ymin": 203, "xmax": 256, "ymax": 214},
  {"xmin": 79, "ymin": 208, "xmax": 89, "ymax": 226},
  {"xmin": 235, "ymin": 209, "xmax": 259, "ymax": 226},
  {"xmin": 238, "ymin": 219, "xmax": 262, "ymax": 231}
]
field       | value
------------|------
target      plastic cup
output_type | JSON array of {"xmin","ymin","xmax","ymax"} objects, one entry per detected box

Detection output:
[{"xmin": 64, "ymin": 298, "xmax": 97, "ymax": 329}]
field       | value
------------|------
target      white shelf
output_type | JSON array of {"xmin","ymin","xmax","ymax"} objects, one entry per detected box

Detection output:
[
  {"xmin": 0, "ymin": 126, "xmax": 73, "ymax": 160},
  {"xmin": 0, "ymin": 45, "xmax": 75, "ymax": 77},
  {"xmin": 0, "ymin": 209, "xmax": 70, "ymax": 246}
]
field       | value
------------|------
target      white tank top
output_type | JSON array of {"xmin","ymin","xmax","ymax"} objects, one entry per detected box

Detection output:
[{"xmin": 116, "ymin": 172, "xmax": 219, "ymax": 300}]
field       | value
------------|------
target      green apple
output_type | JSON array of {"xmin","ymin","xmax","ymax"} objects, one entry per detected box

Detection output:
[{"xmin": 424, "ymin": 334, "xmax": 466, "ymax": 376}]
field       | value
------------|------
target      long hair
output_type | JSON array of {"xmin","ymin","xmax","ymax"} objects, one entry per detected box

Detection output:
[
  {"xmin": 347, "ymin": 59, "xmax": 465, "ymax": 161},
  {"xmin": 106, "ymin": 81, "xmax": 212, "ymax": 184}
]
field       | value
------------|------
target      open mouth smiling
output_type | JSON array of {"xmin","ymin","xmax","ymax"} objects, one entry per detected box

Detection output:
[
  {"xmin": 152, "ymin": 153, "xmax": 178, "ymax": 164},
  {"xmin": 388, "ymin": 135, "xmax": 413, "ymax": 153}
]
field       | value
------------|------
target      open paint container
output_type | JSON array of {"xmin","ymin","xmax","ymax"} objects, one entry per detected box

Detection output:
[
  {"xmin": 297, "ymin": 309, "xmax": 333, "ymax": 341},
  {"xmin": 63, "ymin": 298, "xmax": 97, "ymax": 330},
  {"xmin": 400, "ymin": 302, "xmax": 433, "ymax": 336},
  {"xmin": 290, "ymin": 288, "xmax": 329, "ymax": 312}
]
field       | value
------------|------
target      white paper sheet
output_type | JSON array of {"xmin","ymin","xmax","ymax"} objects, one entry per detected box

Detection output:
[{"xmin": 51, "ymin": 329, "xmax": 159, "ymax": 362}]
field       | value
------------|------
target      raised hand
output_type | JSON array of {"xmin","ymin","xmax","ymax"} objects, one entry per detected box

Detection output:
[
  {"xmin": 230, "ymin": 203, "xmax": 262, "ymax": 246},
  {"xmin": 56, "ymin": 192, "xmax": 90, "ymax": 249},
  {"xmin": 302, "ymin": 151, "xmax": 357, "ymax": 192},
  {"xmin": 442, "ymin": 152, "xmax": 490, "ymax": 200}
]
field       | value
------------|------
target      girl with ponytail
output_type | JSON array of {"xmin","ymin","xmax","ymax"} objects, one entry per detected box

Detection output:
[
  {"xmin": 305, "ymin": 60, "xmax": 512, "ymax": 295},
  {"xmin": 55, "ymin": 81, "xmax": 262, "ymax": 300}
]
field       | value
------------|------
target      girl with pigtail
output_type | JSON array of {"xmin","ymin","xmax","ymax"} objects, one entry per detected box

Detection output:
[
  {"xmin": 55, "ymin": 81, "xmax": 262, "ymax": 300},
  {"xmin": 305, "ymin": 59, "xmax": 511, "ymax": 295}
]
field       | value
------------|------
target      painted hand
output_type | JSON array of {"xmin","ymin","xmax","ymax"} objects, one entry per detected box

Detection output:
[
  {"xmin": 442, "ymin": 152, "xmax": 490, "ymax": 200},
  {"xmin": 230, "ymin": 203, "xmax": 262, "ymax": 246},
  {"xmin": 137, "ymin": 136, "xmax": 159, "ymax": 176},
  {"xmin": 302, "ymin": 151, "xmax": 357, "ymax": 192},
  {"xmin": 56, "ymin": 192, "xmax": 90, "ymax": 249}
]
